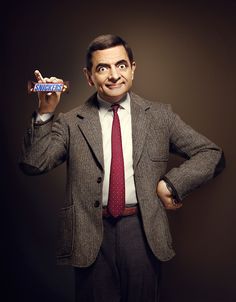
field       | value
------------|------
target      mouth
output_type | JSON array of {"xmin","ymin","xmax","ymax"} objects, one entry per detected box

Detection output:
[{"xmin": 106, "ymin": 83, "xmax": 124, "ymax": 89}]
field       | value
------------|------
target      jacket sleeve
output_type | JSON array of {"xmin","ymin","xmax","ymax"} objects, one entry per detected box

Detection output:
[
  {"xmin": 18, "ymin": 112, "xmax": 69, "ymax": 175},
  {"xmin": 162, "ymin": 105, "xmax": 225, "ymax": 201}
]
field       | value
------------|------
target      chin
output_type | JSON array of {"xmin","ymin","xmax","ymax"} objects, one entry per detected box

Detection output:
[
  {"xmin": 107, "ymin": 90, "xmax": 127, "ymax": 98},
  {"xmin": 99, "ymin": 87, "xmax": 129, "ymax": 101}
]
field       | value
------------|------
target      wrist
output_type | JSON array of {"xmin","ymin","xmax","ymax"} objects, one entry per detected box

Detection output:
[
  {"xmin": 162, "ymin": 179, "xmax": 180, "ymax": 204},
  {"xmin": 38, "ymin": 109, "xmax": 55, "ymax": 115}
]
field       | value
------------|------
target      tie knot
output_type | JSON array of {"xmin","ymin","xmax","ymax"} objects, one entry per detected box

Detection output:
[{"xmin": 111, "ymin": 104, "xmax": 120, "ymax": 113}]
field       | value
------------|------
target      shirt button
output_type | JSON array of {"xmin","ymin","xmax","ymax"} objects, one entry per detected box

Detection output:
[
  {"xmin": 97, "ymin": 177, "xmax": 102, "ymax": 183},
  {"xmin": 94, "ymin": 200, "xmax": 100, "ymax": 208}
]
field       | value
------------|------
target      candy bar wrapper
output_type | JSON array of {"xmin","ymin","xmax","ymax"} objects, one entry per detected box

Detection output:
[{"xmin": 28, "ymin": 81, "xmax": 69, "ymax": 93}]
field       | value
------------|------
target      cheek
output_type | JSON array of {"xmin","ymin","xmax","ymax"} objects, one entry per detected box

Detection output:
[
  {"xmin": 122, "ymin": 71, "xmax": 133, "ymax": 81},
  {"xmin": 92, "ymin": 75, "xmax": 107, "ymax": 87}
]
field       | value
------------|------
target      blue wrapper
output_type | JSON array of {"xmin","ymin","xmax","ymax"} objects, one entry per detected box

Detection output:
[{"xmin": 34, "ymin": 83, "xmax": 64, "ymax": 92}]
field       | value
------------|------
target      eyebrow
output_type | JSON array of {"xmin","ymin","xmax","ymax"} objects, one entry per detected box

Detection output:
[{"xmin": 95, "ymin": 59, "xmax": 129, "ymax": 71}]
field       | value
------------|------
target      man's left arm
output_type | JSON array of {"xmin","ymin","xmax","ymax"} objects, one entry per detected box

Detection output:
[{"xmin": 157, "ymin": 105, "xmax": 225, "ymax": 208}]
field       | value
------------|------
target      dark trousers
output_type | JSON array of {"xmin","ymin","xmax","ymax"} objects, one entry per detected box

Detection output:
[{"xmin": 74, "ymin": 213, "xmax": 162, "ymax": 302}]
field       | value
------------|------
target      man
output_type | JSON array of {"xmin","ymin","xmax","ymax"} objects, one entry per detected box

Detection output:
[{"xmin": 19, "ymin": 34, "xmax": 225, "ymax": 302}]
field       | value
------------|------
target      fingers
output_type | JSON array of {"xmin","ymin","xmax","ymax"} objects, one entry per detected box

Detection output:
[
  {"xmin": 171, "ymin": 201, "xmax": 183, "ymax": 210},
  {"xmin": 49, "ymin": 77, "xmax": 63, "ymax": 83},
  {"xmin": 165, "ymin": 204, "xmax": 182, "ymax": 210},
  {"xmin": 34, "ymin": 70, "xmax": 63, "ymax": 96},
  {"xmin": 34, "ymin": 70, "xmax": 63, "ymax": 84},
  {"xmin": 161, "ymin": 196, "xmax": 183, "ymax": 210},
  {"xmin": 34, "ymin": 70, "xmax": 44, "ymax": 82}
]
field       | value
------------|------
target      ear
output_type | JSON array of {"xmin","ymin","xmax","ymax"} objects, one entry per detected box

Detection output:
[
  {"xmin": 83, "ymin": 68, "xmax": 94, "ymax": 86},
  {"xmin": 131, "ymin": 61, "xmax": 136, "ymax": 80}
]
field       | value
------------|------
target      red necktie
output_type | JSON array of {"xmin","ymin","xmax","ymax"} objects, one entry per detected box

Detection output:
[{"xmin": 107, "ymin": 104, "xmax": 125, "ymax": 217}]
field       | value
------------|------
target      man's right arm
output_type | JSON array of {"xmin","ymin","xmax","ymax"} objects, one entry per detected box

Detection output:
[{"xmin": 18, "ymin": 70, "xmax": 68, "ymax": 175}]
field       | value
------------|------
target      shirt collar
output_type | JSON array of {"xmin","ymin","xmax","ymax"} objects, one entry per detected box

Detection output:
[{"xmin": 97, "ymin": 93, "xmax": 131, "ymax": 118}]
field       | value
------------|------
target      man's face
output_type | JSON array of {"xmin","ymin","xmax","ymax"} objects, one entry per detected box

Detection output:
[{"xmin": 84, "ymin": 45, "xmax": 136, "ymax": 103}]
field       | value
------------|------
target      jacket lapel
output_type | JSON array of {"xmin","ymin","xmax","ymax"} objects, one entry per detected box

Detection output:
[
  {"xmin": 130, "ymin": 92, "xmax": 151, "ymax": 170},
  {"xmin": 76, "ymin": 94, "xmax": 104, "ymax": 171},
  {"xmin": 75, "ymin": 92, "xmax": 150, "ymax": 172}
]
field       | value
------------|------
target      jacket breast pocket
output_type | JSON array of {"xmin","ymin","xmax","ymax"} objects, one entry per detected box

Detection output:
[
  {"xmin": 147, "ymin": 127, "xmax": 169, "ymax": 162},
  {"xmin": 56, "ymin": 204, "xmax": 74, "ymax": 258}
]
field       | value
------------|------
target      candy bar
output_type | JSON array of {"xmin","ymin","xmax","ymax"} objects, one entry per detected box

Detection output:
[{"xmin": 28, "ymin": 81, "xmax": 69, "ymax": 93}]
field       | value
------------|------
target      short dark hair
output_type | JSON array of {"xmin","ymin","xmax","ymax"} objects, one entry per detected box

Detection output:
[{"xmin": 86, "ymin": 34, "xmax": 134, "ymax": 71}]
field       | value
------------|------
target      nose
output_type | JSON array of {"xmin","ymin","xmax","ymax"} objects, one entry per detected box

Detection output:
[{"xmin": 108, "ymin": 66, "xmax": 121, "ymax": 82}]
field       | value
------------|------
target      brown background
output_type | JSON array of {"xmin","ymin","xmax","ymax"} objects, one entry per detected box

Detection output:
[{"xmin": 1, "ymin": 0, "xmax": 236, "ymax": 301}]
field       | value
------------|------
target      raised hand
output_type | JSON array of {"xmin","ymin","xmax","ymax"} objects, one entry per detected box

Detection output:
[{"xmin": 34, "ymin": 70, "xmax": 63, "ymax": 114}]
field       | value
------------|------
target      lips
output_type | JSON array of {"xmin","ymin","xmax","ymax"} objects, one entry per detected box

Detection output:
[{"xmin": 106, "ymin": 83, "xmax": 124, "ymax": 89}]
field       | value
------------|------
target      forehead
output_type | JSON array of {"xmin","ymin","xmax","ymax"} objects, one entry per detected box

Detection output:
[{"xmin": 91, "ymin": 45, "xmax": 129, "ymax": 66}]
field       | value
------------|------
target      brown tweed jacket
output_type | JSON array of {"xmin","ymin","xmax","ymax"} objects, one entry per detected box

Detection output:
[{"xmin": 19, "ymin": 92, "xmax": 225, "ymax": 267}]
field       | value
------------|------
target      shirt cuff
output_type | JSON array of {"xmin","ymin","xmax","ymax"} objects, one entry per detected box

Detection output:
[{"xmin": 35, "ymin": 112, "xmax": 54, "ymax": 123}]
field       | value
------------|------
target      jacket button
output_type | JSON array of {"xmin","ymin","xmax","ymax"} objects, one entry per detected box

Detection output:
[
  {"xmin": 94, "ymin": 200, "xmax": 100, "ymax": 208},
  {"xmin": 27, "ymin": 128, "xmax": 32, "ymax": 134},
  {"xmin": 97, "ymin": 177, "xmax": 102, "ymax": 183}
]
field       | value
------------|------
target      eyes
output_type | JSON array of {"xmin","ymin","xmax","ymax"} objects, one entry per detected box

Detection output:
[
  {"xmin": 98, "ymin": 66, "xmax": 108, "ymax": 73},
  {"xmin": 118, "ymin": 63, "xmax": 127, "ymax": 70},
  {"xmin": 97, "ymin": 63, "xmax": 128, "ymax": 73}
]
